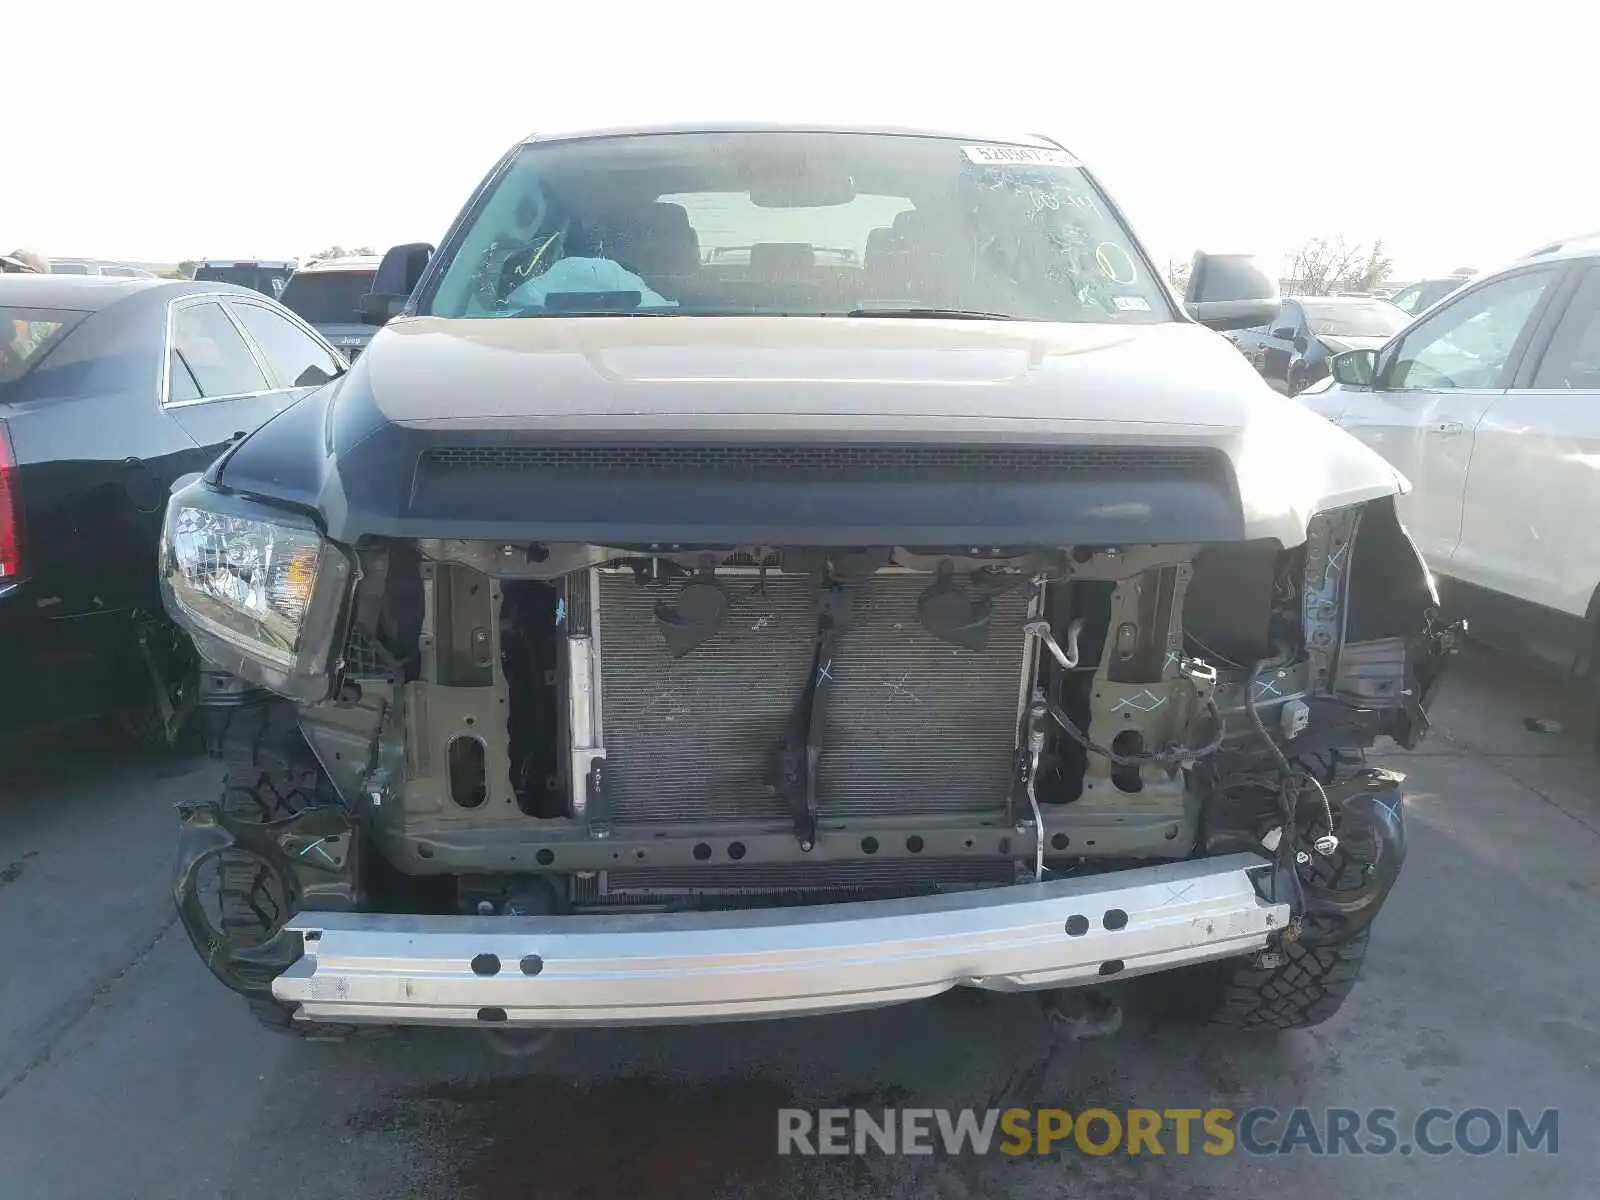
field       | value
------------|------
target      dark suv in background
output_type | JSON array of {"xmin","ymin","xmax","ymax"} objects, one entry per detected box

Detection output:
[
  {"xmin": 275, "ymin": 255, "xmax": 382, "ymax": 360},
  {"xmin": 191, "ymin": 259, "xmax": 296, "ymax": 300}
]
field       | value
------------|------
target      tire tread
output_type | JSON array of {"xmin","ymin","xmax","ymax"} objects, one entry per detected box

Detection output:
[
  {"xmin": 212, "ymin": 703, "xmax": 360, "ymax": 1041},
  {"xmin": 1166, "ymin": 836, "xmax": 1375, "ymax": 1032}
]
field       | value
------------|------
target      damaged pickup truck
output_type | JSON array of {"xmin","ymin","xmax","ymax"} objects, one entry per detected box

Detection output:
[{"xmin": 161, "ymin": 124, "xmax": 1456, "ymax": 1043}]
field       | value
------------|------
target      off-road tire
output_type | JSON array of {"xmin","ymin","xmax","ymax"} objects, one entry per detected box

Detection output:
[
  {"xmin": 1187, "ymin": 930, "xmax": 1370, "ymax": 1031},
  {"xmin": 214, "ymin": 701, "xmax": 360, "ymax": 1040},
  {"xmin": 1162, "ymin": 840, "xmax": 1373, "ymax": 1031}
]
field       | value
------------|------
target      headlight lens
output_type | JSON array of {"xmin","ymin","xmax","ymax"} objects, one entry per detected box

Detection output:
[{"xmin": 166, "ymin": 506, "xmax": 325, "ymax": 669}]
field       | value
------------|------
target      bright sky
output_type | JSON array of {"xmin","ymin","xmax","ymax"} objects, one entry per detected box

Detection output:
[{"xmin": 6, "ymin": 1, "xmax": 1594, "ymax": 280}]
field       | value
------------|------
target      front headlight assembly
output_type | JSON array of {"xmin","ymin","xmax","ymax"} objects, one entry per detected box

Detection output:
[{"xmin": 160, "ymin": 481, "xmax": 354, "ymax": 702}]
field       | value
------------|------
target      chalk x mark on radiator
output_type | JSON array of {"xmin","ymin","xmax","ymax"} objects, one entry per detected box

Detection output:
[{"xmin": 880, "ymin": 672, "xmax": 919, "ymax": 706}]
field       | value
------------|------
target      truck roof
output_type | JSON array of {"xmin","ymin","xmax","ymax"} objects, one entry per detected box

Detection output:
[{"xmin": 519, "ymin": 121, "xmax": 1072, "ymax": 154}]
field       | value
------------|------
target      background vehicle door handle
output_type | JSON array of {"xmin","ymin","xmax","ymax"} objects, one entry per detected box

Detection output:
[{"xmin": 1435, "ymin": 420, "xmax": 1464, "ymax": 436}]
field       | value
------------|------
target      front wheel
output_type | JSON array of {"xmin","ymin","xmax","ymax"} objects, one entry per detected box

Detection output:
[
  {"xmin": 211, "ymin": 703, "xmax": 359, "ymax": 1039},
  {"xmin": 1160, "ymin": 838, "xmax": 1374, "ymax": 1031},
  {"xmin": 1173, "ymin": 931, "xmax": 1371, "ymax": 1031}
]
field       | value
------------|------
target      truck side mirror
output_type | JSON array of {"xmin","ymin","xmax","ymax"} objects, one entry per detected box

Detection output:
[
  {"xmin": 1184, "ymin": 252, "xmax": 1280, "ymax": 333},
  {"xmin": 362, "ymin": 242, "xmax": 435, "ymax": 326}
]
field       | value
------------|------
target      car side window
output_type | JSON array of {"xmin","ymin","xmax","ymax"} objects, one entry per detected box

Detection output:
[
  {"xmin": 1380, "ymin": 269, "xmax": 1556, "ymax": 391},
  {"xmin": 170, "ymin": 301, "xmax": 270, "ymax": 400},
  {"xmin": 229, "ymin": 301, "xmax": 343, "ymax": 389},
  {"xmin": 1390, "ymin": 285, "xmax": 1422, "ymax": 314},
  {"xmin": 167, "ymin": 350, "xmax": 202, "ymax": 402},
  {"xmin": 1531, "ymin": 267, "xmax": 1600, "ymax": 390}
]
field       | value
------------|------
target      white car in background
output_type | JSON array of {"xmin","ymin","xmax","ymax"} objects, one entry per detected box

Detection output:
[{"xmin": 1303, "ymin": 237, "xmax": 1600, "ymax": 692}]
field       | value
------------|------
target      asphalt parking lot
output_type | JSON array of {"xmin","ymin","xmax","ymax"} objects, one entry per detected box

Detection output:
[{"xmin": 1, "ymin": 644, "xmax": 1596, "ymax": 1200}]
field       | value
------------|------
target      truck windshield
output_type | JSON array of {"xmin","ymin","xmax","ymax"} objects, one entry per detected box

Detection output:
[
  {"xmin": 279, "ymin": 270, "xmax": 375, "ymax": 325},
  {"xmin": 423, "ymin": 131, "xmax": 1172, "ymax": 324}
]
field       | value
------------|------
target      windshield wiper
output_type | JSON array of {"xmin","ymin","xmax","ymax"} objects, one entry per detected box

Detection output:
[
  {"xmin": 511, "ymin": 309, "xmax": 680, "ymax": 317},
  {"xmin": 845, "ymin": 307, "xmax": 1016, "ymax": 320}
]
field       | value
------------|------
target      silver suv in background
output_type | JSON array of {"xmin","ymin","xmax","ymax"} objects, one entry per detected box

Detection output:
[
  {"xmin": 45, "ymin": 260, "xmax": 158, "ymax": 277},
  {"xmin": 275, "ymin": 255, "xmax": 382, "ymax": 360}
]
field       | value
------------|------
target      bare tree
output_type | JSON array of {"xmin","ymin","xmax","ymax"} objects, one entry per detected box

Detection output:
[
  {"xmin": 1349, "ymin": 240, "xmax": 1394, "ymax": 293},
  {"xmin": 1285, "ymin": 236, "xmax": 1374, "ymax": 295},
  {"xmin": 308, "ymin": 245, "xmax": 377, "ymax": 262}
]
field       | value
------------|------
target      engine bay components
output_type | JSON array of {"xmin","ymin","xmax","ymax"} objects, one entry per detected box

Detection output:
[
  {"xmin": 651, "ymin": 564, "xmax": 732, "ymax": 658},
  {"xmin": 258, "ymin": 488, "xmax": 1458, "ymax": 922},
  {"xmin": 296, "ymin": 544, "xmax": 1286, "ymax": 906},
  {"xmin": 916, "ymin": 560, "xmax": 997, "ymax": 651}
]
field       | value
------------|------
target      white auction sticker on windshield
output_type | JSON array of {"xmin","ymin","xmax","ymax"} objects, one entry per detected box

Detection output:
[
  {"xmin": 1113, "ymin": 296, "xmax": 1152, "ymax": 311},
  {"xmin": 962, "ymin": 144, "xmax": 1080, "ymax": 168}
]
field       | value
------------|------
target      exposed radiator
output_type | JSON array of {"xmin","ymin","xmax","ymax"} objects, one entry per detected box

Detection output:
[{"xmin": 589, "ymin": 569, "xmax": 1031, "ymax": 826}]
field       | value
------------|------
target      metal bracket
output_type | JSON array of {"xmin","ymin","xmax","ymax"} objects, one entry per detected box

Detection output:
[
  {"xmin": 770, "ymin": 570, "xmax": 864, "ymax": 851},
  {"xmin": 585, "ymin": 756, "xmax": 611, "ymax": 839},
  {"xmin": 1302, "ymin": 507, "xmax": 1362, "ymax": 693}
]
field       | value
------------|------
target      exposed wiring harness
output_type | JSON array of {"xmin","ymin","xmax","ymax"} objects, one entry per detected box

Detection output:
[{"xmin": 1244, "ymin": 656, "xmax": 1340, "ymax": 915}]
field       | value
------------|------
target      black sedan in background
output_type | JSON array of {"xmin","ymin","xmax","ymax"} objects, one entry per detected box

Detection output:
[
  {"xmin": 1227, "ymin": 295, "xmax": 1412, "ymax": 395},
  {"xmin": 0, "ymin": 275, "xmax": 348, "ymax": 746}
]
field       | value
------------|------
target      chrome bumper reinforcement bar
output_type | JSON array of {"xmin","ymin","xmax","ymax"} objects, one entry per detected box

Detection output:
[{"xmin": 274, "ymin": 854, "xmax": 1288, "ymax": 1028}]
